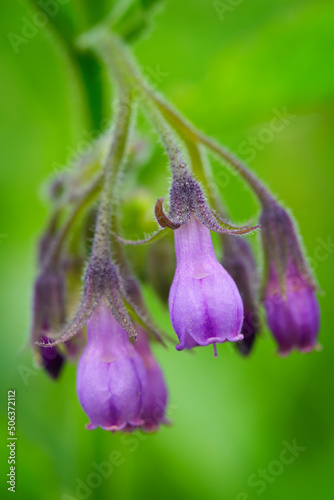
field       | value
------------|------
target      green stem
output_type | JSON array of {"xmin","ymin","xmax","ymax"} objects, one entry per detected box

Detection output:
[
  {"xmin": 149, "ymin": 92, "xmax": 272, "ymax": 206},
  {"xmin": 182, "ymin": 140, "xmax": 218, "ymax": 208},
  {"xmin": 41, "ymin": 173, "xmax": 103, "ymax": 271},
  {"xmin": 90, "ymin": 32, "xmax": 273, "ymax": 207},
  {"xmin": 26, "ymin": 0, "xmax": 107, "ymax": 133},
  {"xmin": 90, "ymin": 71, "xmax": 133, "ymax": 262},
  {"xmin": 141, "ymin": 100, "xmax": 188, "ymax": 175}
]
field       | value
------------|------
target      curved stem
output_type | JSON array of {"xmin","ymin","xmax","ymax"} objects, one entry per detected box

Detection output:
[
  {"xmin": 182, "ymin": 140, "xmax": 218, "ymax": 208},
  {"xmin": 90, "ymin": 64, "xmax": 133, "ymax": 262},
  {"xmin": 41, "ymin": 173, "xmax": 103, "ymax": 272},
  {"xmin": 149, "ymin": 92, "xmax": 272, "ymax": 206},
  {"xmin": 90, "ymin": 32, "xmax": 273, "ymax": 207}
]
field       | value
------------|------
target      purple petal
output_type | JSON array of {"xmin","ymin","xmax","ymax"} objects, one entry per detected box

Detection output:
[
  {"xmin": 169, "ymin": 217, "xmax": 244, "ymax": 350},
  {"xmin": 265, "ymin": 262, "xmax": 320, "ymax": 355},
  {"xmin": 134, "ymin": 329, "xmax": 169, "ymax": 432},
  {"xmin": 76, "ymin": 301, "xmax": 147, "ymax": 431}
]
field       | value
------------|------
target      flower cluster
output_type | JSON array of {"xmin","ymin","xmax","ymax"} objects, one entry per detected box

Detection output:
[{"xmin": 30, "ymin": 29, "xmax": 321, "ymax": 434}]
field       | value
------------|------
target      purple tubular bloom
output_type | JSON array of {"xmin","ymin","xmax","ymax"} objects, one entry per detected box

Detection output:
[
  {"xmin": 133, "ymin": 328, "xmax": 168, "ymax": 432},
  {"xmin": 76, "ymin": 301, "xmax": 147, "ymax": 431},
  {"xmin": 169, "ymin": 217, "xmax": 244, "ymax": 351},
  {"xmin": 264, "ymin": 261, "xmax": 320, "ymax": 355},
  {"xmin": 260, "ymin": 201, "xmax": 320, "ymax": 355}
]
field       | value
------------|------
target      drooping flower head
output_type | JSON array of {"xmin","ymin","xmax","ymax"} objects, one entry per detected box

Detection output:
[
  {"xmin": 222, "ymin": 235, "xmax": 260, "ymax": 356},
  {"xmin": 36, "ymin": 88, "xmax": 167, "ymax": 431},
  {"xmin": 31, "ymin": 218, "xmax": 87, "ymax": 378},
  {"xmin": 76, "ymin": 300, "xmax": 147, "ymax": 431},
  {"xmin": 260, "ymin": 199, "xmax": 320, "ymax": 355},
  {"xmin": 169, "ymin": 216, "xmax": 244, "ymax": 352},
  {"xmin": 154, "ymin": 142, "xmax": 258, "ymax": 354},
  {"xmin": 37, "ymin": 244, "xmax": 165, "ymax": 430}
]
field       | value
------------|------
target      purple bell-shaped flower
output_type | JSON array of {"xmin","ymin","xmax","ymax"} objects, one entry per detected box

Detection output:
[
  {"xmin": 261, "ymin": 200, "xmax": 320, "ymax": 355},
  {"xmin": 264, "ymin": 261, "xmax": 320, "ymax": 355},
  {"xmin": 76, "ymin": 301, "xmax": 147, "ymax": 431},
  {"xmin": 169, "ymin": 216, "xmax": 244, "ymax": 353}
]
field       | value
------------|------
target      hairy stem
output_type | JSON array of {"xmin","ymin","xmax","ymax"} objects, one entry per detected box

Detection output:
[
  {"xmin": 90, "ymin": 69, "xmax": 133, "ymax": 263},
  {"xmin": 41, "ymin": 173, "xmax": 103, "ymax": 271},
  {"xmin": 89, "ymin": 32, "xmax": 273, "ymax": 206}
]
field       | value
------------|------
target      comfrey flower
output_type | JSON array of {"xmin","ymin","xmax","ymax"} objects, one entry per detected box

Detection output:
[
  {"xmin": 30, "ymin": 23, "xmax": 323, "ymax": 437},
  {"xmin": 169, "ymin": 217, "xmax": 244, "ymax": 353},
  {"xmin": 153, "ymin": 147, "xmax": 258, "ymax": 354},
  {"xmin": 76, "ymin": 301, "xmax": 147, "ymax": 431},
  {"xmin": 260, "ymin": 199, "xmax": 320, "ymax": 355},
  {"xmin": 31, "ymin": 221, "xmax": 86, "ymax": 378},
  {"xmin": 37, "ymin": 250, "xmax": 165, "ymax": 430},
  {"xmin": 222, "ymin": 235, "xmax": 260, "ymax": 356},
  {"xmin": 36, "ymin": 90, "xmax": 169, "ymax": 433}
]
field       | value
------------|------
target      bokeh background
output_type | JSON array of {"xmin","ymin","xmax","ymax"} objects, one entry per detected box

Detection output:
[{"xmin": 1, "ymin": 1, "xmax": 334, "ymax": 499}]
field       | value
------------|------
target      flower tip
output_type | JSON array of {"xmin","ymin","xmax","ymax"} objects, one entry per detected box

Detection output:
[
  {"xmin": 103, "ymin": 424, "xmax": 127, "ymax": 432},
  {"xmin": 277, "ymin": 346, "xmax": 292, "ymax": 357},
  {"xmin": 42, "ymin": 351, "xmax": 64, "ymax": 379},
  {"xmin": 142, "ymin": 422, "xmax": 159, "ymax": 433},
  {"xmin": 86, "ymin": 423, "xmax": 98, "ymax": 431},
  {"xmin": 129, "ymin": 417, "xmax": 145, "ymax": 427},
  {"xmin": 141, "ymin": 416, "xmax": 171, "ymax": 433},
  {"xmin": 231, "ymin": 333, "xmax": 244, "ymax": 342},
  {"xmin": 299, "ymin": 343, "xmax": 317, "ymax": 354}
]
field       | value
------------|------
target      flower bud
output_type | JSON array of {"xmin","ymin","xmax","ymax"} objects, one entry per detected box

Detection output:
[
  {"xmin": 260, "ymin": 201, "xmax": 320, "ymax": 355},
  {"xmin": 76, "ymin": 301, "xmax": 147, "ymax": 431},
  {"xmin": 133, "ymin": 328, "xmax": 168, "ymax": 432},
  {"xmin": 31, "ymin": 271, "xmax": 66, "ymax": 379},
  {"xmin": 264, "ymin": 261, "xmax": 320, "ymax": 355},
  {"xmin": 222, "ymin": 235, "xmax": 260, "ymax": 355},
  {"xmin": 169, "ymin": 216, "xmax": 244, "ymax": 352}
]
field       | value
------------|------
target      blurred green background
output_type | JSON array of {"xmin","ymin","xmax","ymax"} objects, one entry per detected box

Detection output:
[{"xmin": 1, "ymin": 0, "xmax": 334, "ymax": 499}]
